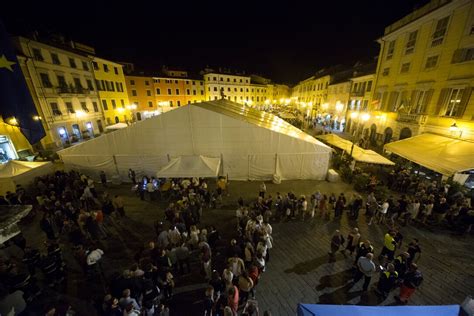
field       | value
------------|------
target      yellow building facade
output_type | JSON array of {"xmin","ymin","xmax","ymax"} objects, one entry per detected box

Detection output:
[
  {"xmin": 364, "ymin": 0, "xmax": 474, "ymax": 145},
  {"xmin": 91, "ymin": 57, "xmax": 131, "ymax": 126}
]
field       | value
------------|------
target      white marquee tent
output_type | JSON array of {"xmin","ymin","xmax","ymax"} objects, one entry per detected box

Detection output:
[
  {"xmin": 0, "ymin": 161, "xmax": 54, "ymax": 195},
  {"xmin": 58, "ymin": 100, "xmax": 331, "ymax": 181}
]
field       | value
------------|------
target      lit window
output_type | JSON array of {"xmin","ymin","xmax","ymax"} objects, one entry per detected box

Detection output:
[{"xmin": 444, "ymin": 88, "xmax": 465, "ymax": 117}]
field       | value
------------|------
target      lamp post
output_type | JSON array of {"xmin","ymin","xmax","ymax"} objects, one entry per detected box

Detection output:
[
  {"xmin": 449, "ymin": 122, "xmax": 463, "ymax": 138},
  {"xmin": 349, "ymin": 111, "xmax": 370, "ymax": 157}
]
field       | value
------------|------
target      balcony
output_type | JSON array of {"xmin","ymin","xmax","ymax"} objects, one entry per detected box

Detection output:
[
  {"xmin": 396, "ymin": 112, "xmax": 427, "ymax": 125},
  {"xmin": 350, "ymin": 90, "xmax": 365, "ymax": 97},
  {"xmin": 55, "ymin": 86, "xmax": 91, "ymax": 95}
]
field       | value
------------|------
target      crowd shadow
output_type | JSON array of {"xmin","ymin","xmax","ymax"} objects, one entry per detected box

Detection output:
[
  {"xmin": 316, "ymin": 268, "xmax": 354, "ymax": 291},
  {"xmin": 284, "ymin": 255, "xmax": 340, "ymax": 275}
]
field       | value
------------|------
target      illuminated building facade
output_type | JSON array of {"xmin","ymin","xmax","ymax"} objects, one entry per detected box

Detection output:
[
  {"xmin": 91, "ymin": 57, "xmax": 131, "ymax": 125},
  {"xmin": 14, "ymin": 36, "xmax": 104, "ymax": 148},
  {"xmin": 364, "ymin": 0, "xmax": 474, "ymax": 145}
]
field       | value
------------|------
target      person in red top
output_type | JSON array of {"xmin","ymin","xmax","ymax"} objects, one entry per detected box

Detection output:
[
  {"xmin": 227, "ymin": 285, "xmax": 239, "ymax": 314},
  {"xmin": 248, "ymin": 265, "xmax": 260, "ymax": 299}
]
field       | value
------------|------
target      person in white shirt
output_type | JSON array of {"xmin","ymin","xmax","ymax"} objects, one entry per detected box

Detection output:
[
  {"xmin": 86, "ymin": 248, "xmax": 104, "ymax": 266},
  {"xmin": 378, "ymin": 199, "xmax": 389, "ymax": 224},
  {"xmin": 353, "ymin": 253, "xmax": 376, "ymax": 291}
]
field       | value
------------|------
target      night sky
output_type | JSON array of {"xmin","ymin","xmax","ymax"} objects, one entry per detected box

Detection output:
[{"xmin": 2, "ymin": 0, "xmax": 429, "ymax": 85}]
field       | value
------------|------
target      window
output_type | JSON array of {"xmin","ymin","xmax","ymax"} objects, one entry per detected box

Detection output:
[
  {"xmin": 119, "ymin": 83, "xmax": 124, "ymax": 92},
  {"xmin": 386, "ymin": 41, "xmax": 395, "ymax": 60},
  {"xmin": 176, "ymin": 89, "xmax": 180, "ymax": 95},
  {"xmin": 132, "ymin": 90, "xmax": 137, "ymax": 96},
  {"xmin": 213, "ymin": 87, "xmax": 218, "ymax": 92},
  {"xmin": 200, "ymin": 82, "xmax": 203, "ymax": 86},
  {"xmin": 82, "ymin": 61, "xmax": 89, "ymax": 70},
  {"xmin": 213, "ymin": 77, "xmax": 217, "ymax": 81},
  {"xmin": 220, "ymin": 77, "xmax": 223, "ymax": 81},
  {"xmin": 145, "ymin": 80, "xmax": 150, "ymax": 86},
  {"xmin": 186, "ymin": 89, "xmax": 190, "ymax": 95},
  {"xmin": 234, "ymin": 79, "xmax": 236, "ymax": 82},
  {"xmin": 86, "ymin": 79, "xmax": 94, "ymax": 91},
  {"xmin": 174, "ymin": 80, "xmax": 178, "ymax": 84},
  {"xmin": 111, "ymin": 99, "xmax": 117, "ymax": 109},
  {"xmin": 92, "ymin": 61, "xmax": 99, "ymax": 70},
  {"xmin": 234, "ymin": 88, "xmax": 237, "ymax": 92},
  {"xmin": 107, "ymin": 81, "xmax": 115, "ymax": 91},
  {"xmin": 73, "ymin": 78, "xmax": 83, "ymax": 90},
  {"xmin": 146, "ymin": 90, "xmax": 151, "ymax": 96},
  {"xmin": 444, "ymin": 88, "xmax": 465, "ymax": 117},
  {"xmin": 382, "ymin": 68, "xmax": 390, "ymax": 76},
  {"xmin": 51, "ymin": 53, "xmax": 60, "ymax": 65},
  {"xmin": 40, "ymin": 73, "xmax": 52, "ymax": 88},
  {"xmin": 120, "ymin": 99, "xmax": 125, "ymax": 107},
  {"xmin": 103, "ymin": 64, "xmax": 109, "ymax": 72},
  {"xmin": 81, "ymin": 102, "xmax": 89, "ymax": 112},
  {"xmin": 432, "ymin": 16, "xmax": 449, "ymax": 47},
  {"xmin": 405, "ymin": 30, "xmax": 418, "ymax": 54},
  {"xmin": 227, "ymin": 87, "xmax": 231, "ymax": 92},
  {"xmin": 148, "ymin": 101, "xmax": 153, "ymax": 107},
  {"xmin": 167, "ymin": 88, "xmax": 172, "ymax": 94},
  {"xmin": 51, "ymin": 102, "xmax": 61, "ymax": 115},
  {"xmin": 200, "ymin": 90, "xmax": 204, "ymax": 95},
  {"xmin": 69, "ymin": 58, "xmax": 77, "ymax": 68},
  {"xmin": 193, "ymin": 90, "xmax": 196, "ymax": 95},
  {"xmin": 240, "ymin": 79, "xmax": 242, "ymax": 83},
  {"xmin": 192, "ymin": 81, "xmax": 196, "ymax": 85},
  {"xmin": 413, "ymin": 90, "xmax": 432, "ymax": 114},
  {"xmin": 156, "ymin": 88, "xmax": 161, "ymax": 95},
  {"xmin": 102, "ymin": 99, "xmax": 108, "ymax": 110},
  {"xmin": 425, "ymin": 55, "xmax": 439, "ymax": 69},
  {"xmin": 177, "ymin": 101, "xmax": 181, "ymax": 107},
  {"xmin": 115, "ymin": 82, "xmax": 120, "ymax": 92},
  {"xmin": 169, "ymin": 101, "xmax": 173, "ymax": 107},
  {"xmin": 240, "ymin": 88, "xmax": 243, "ymax": 92},
  {"xmin": 57, "ymin": 75, "xmax": 67, "ymax": 87},
  {"xmin": 114, "ymin": 67, "xmax": 118, "ymax": 75},
  {"xmin": 32, "ymin": 48, "xmax": 43, "ymax": 61},
  {"xmin": 227, "ymin": 78, "xmax": 230, "ymax": 82},
  {"xmin": 367, "ymin": 81, "xmax": 372, "ymax": 92},
  {"xmin": 451, "ymin": 48, "xmax": 474, "ymax": 64},
  {"xmin": 246, "ymin": 88, "xmax": 249, "ymax": 92},
  {"xmin": 91, "ymin": 102, "xmax": 98, "ymax": 112},
  {"xmin": 130, "ymin": 79, "xmax": 135, "ymax": 85},
  {"xmin": 66, "ymin": 102, "xmax": 75, "ymax": 114},
  {"xmin": 400, "ymin": 62, "xmax": 411, "ymax": 73}
]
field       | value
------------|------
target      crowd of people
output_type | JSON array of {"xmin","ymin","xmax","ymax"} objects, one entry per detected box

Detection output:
[{"xmin": 0, "ymin": 162, "xmax": 472, "ymax": 315}]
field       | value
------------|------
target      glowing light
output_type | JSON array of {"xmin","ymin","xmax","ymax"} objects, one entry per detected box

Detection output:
[
  {"xmin": 449, "ymin": 122, "xmax": 458, "ymax": 132},
  {"xmin": 58, "ymin": 127, "xmax": 66, "ymax": 135},
  {"xmin": 279, "ymin": 98, "xmax": 284, "ymax": 103},
  {"xmin": 248, "ymin": 100, "xmax": 253, "ymax": 105},
  {"xmin": 264, "ymin": 100, "xmax": 270, "ymax": 105},
  {"xmin": 33, "ymin": 115, "xmax": 42, "ymax": 121},
  {"xmin": 7, "ymin": 117, "xmax": 18, "ymax": 125},
  {"xmin": 86, "ymin": 122, "xmax": 92, "ymax": 129},
  {"xmin": 335, "ymin": 102, "xmax": 343, "ymax": 112},
  {"xmin": 285, "ymin": 98, "xmax": 291, "ymax": 104},
  {"xmin": 76, "ymin": 110, "xmax": 86, "ymax": 118},
  {"xmin": 117, "ymin": 107, "xmax": 125, "ymax": 113},
  {"xmin": 350, "ymin": 112, "xmax": 359, "ymax": 119},
  {"xmin": 127, "ymin": 104, "xmax": 137, "ymax": 110},
  {"xmin": 308, "ymin": 102, "xmax": 313, "ymax": 107},
  {"xmin": 361, "ymin": 113, "xmax": 370, "ymax": 121},
  {"xmin": 321, "ymin": 103, "xmax": 329, "ymax": 110}
]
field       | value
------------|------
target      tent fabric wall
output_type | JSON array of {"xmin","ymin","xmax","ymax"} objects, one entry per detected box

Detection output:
[
  {"xmin": 0, "ymin": 161, "xmax": 54, "ymax": 195},
  {"xmin": 297, "ymin": 304, "xmax": 461, "ymax": 316},
  {"xmin": 58, "ymin": 100, "xmax": 331, "ymax": 181}
]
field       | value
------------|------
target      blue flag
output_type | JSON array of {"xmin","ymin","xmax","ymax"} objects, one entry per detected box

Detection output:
[{"xmin": 0, "ymin": 20, "xmax": 45, "ymax": 145}]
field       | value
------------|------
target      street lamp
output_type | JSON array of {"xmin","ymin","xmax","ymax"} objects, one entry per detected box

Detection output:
[{"xmin": 449, "ymin": 121, "xmax": 463, "ymax": 138}]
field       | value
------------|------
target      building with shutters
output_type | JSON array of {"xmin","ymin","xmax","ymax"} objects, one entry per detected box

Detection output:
[
  {"xmin": 14, "ymin": 36, "xmax": 105, "ymax": 149},
  {"xmin": 91, "ymin": 57, "xmax": 131, "ymax": 126},
  {"xmin": 364, "ymin": 0, "xmax": 474, "ymax": 144}
]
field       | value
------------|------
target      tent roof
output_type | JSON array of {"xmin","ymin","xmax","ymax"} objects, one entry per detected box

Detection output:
[
  {"xmin": 0, "ymin": 161, "xmax": 52, "ymax": 178},
  {"xmin": 156, "ymin": 155, "xmax": 221, "ymax": 178},
  {"xmin": 317, "ymin": 134, "xmax": 394, "ymax": 166},
  {"xmin": 105, "ymin": 122, "xmax": 128, "ymax": 130},
  {"xmin": 384, "ymin": 133, "xmax": 474, "ymax": 175},
  {"xmin": 196, "ymin": 100, "xmax": 328, "ymax": 147},
  {"xmin": 0, "ymin": 205, "xmax": 33, "ymax": 243},
  {"xmin": 297, "ymin": 304, "xmax": 460, "ymax": 316}
]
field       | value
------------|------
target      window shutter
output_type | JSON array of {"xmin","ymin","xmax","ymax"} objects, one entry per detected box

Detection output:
[
  {"xmin": 423, "ymin": 89, "xmax": 434, "ymax": 114},
  {"xmin": 435, "ymin": 88, "xmax": 449, "ymax": 115},
  {"xmin": 409, "ymin": 90, "xmax": 418, "ymax": 112},
  {"xmin": 457, "ymin": 87, "xmax": 472, "ymax": 118}
]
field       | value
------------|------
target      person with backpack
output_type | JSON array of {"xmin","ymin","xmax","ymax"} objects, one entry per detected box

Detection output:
[{"xmin": 396, "ymin": 263, "xmax": 423, "ymax": 304}]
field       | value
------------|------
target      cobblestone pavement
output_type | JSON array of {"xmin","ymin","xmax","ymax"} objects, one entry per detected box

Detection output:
[{"xmin": 17, "ymin": 179, "xmax": 474, "ymax": 315}]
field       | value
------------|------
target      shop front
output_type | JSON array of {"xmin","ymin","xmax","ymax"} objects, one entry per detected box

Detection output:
[{"xmin": 0, "ymin": 135, "xmax": 18, "ymax": 163}]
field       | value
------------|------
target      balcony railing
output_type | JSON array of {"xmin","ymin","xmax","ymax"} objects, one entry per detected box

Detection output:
[
  {"xmin": 396, "ymin": 112, "xmax": 427, "ymax": 125},
  {"xmin": 55, "ymin": 86, "xmax": 91, "ymax": 95}
]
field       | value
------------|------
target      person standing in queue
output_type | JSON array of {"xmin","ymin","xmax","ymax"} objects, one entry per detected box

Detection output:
[{"xmin": 395, "ymin": 263, "xmax": 423, "ymax": 305}]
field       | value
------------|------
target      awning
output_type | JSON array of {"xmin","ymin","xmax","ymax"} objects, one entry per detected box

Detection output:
[
  {"xmin": 384, "ymin": 133, "xmax": 474, "ymax": 176},
  {"xmin": 317, "ymin": 134, "xmax": 394, "ymax": 166},
  {"xmin": 297, "ymin": 304, "xmax": 460, "ymax": 316},
  {"xmin": 156, "ymin": 155, "xmax": 221, "ymax": 178},
  {"xmin": 105, "ymin": 122, "xmax": 128, "ymax": 130},
  {"xmin": 0, "ymin": 205, "xmax": 33, "ymax": 243}
]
